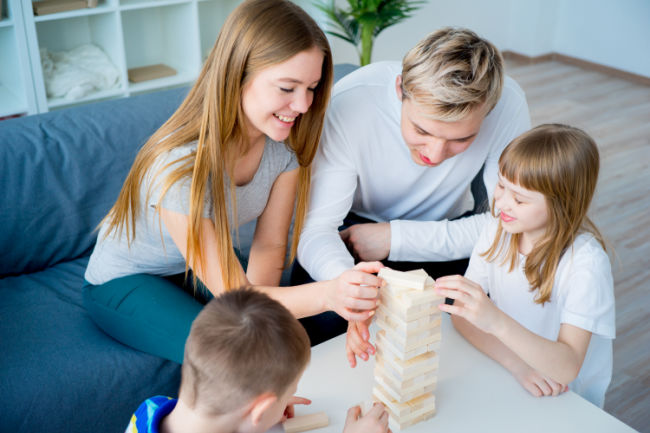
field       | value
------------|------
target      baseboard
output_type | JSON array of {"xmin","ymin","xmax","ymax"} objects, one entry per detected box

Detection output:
[{"xmin": 502, "ymin": 51, "xmax": 650, "ymax": 86}]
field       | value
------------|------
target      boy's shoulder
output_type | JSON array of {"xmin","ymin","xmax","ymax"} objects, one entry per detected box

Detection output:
[{"xmin": 125, "ymin": 396, "xmax": 177, "ymax": 433}]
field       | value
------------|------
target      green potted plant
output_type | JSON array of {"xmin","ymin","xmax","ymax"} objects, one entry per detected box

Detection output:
[{"xmin": 316, "ymin": 0, "xmax": 425, "ymax": 66}]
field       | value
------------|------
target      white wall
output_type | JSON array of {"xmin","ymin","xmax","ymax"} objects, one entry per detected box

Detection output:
[{"xmin": 312, "ymin": 0, "xmax": 650, "ymax": 78}]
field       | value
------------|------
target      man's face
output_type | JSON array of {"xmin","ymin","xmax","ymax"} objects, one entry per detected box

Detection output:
[{"xmin": 396, "ymin": 76, "xmax": 486, "ymax": 167}]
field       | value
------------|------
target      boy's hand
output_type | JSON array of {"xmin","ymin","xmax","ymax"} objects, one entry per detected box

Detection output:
[
  {"xmin": 345, "ymin": 319, "xmax": 375, "ymax": 368},
  {"xmin": 435, "ymin": 275, "xmax": 504, "ymax": 335},
  {"xmin": 511, "ymin": 363, "xmax": 568, "ymax": 397},
  {"xmin": 327, "ymin": 262, "xmax": 384, "ymax": 322},
  {"xmin": 343, "ymin": 403, "xmax": 389, "ymax": 433},
  {"xmin": 282, "ymin": 396, "xmax": 311, "ymax": 422}
]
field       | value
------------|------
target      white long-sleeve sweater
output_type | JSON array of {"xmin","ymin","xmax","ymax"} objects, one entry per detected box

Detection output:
[{"xmin": 298, "ymin": 61, "xmax": 531, "ymax": 281}]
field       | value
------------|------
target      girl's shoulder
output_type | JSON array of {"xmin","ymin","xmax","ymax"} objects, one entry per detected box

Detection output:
[{"xmin": 565, "ymin": 232, "xmax": 610, "ymax": 269}]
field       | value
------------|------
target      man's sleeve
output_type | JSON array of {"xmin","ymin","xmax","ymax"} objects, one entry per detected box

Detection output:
[{"xmin": 297, "ymin": 114, "xmax": 358, "ymax": 281}]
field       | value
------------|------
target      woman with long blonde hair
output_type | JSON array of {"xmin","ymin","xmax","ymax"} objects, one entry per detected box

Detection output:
[
  {"xmin": 83, "ymin": 0, "xmax": 383, "ymax": 363},
  {"xmin": 436, "ymin": 124, "xmax": 615, "ymax": 407}
]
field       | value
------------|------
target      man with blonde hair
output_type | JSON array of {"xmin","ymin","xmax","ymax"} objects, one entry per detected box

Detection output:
[{"xmin": 295, "ymin": 27, "xmax": 531, "ymax": 356}]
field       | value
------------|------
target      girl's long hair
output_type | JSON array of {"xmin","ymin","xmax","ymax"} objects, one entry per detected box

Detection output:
[
  {"xmin": 482, "ymin": 124, "xmax": 606, "ymax": 304},
  {"xmin": 102, "ymin": 0, "xmax": 333, "ymax": 290}
]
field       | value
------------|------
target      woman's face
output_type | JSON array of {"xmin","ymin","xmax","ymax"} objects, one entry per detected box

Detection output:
[{"xmin": 241, "ymin": 46, "xmax": 324, "ymax": 143}]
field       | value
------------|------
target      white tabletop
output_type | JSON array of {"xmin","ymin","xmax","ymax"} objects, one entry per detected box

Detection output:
[{"xmin": 291, "ymin": 313, "xmax": 637, "ymax": 433}]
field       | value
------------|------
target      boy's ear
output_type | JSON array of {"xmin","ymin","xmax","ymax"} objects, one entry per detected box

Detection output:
[{"xmin": 250, "ymin": 392, "xmax": 278, "ymax": 426}]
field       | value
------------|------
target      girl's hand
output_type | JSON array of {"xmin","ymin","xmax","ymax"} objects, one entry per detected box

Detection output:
[
  {"xmin": 511, "ymin": 363, "xmax": 568, "ymax": 397},
  {"xmin": 435, "ymin": 275, "xmax": 504, "ymax": 335},
  {"xmin": 343, "ymin": 403, "xmax": 390, "ymax": 433},
  {"xmin": 327, "ymin": 262, "xmax": 384, "ymax": 321},
  {"xmin": 281, "ymin": 396, "xmax": 311, "ymax": 422},
  {"xmin": 345, "ymin": 319, "xmax": 375, "ymax": 368}
]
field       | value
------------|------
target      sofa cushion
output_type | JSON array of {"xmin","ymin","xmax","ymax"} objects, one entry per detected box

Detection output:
[{"xmin": 0, "ymin": 88, "xmax": 187, "ymax": 276}]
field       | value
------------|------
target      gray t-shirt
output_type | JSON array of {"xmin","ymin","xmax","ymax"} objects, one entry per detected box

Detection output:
[{"xmin": 85, "ymin": 137, "xmax": 298, "ymax": 285}]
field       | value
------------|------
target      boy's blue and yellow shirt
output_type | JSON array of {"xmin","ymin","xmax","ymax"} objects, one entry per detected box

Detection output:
[{"xmin": 125, "ymin": 396, "xmax": 177, "ymax": 433}]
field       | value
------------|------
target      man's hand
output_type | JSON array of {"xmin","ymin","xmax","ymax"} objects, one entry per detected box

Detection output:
[
  {"xmin": 346, "ymin": 319, "xmax": 375, "ymax": 368},
  {"xmin": 340, "ymin": 223, "xmax": 391, "ymax": 262}
]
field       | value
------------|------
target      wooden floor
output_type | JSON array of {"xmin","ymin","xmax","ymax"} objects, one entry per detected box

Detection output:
[{"xmin": 504, "ymin": 58, "xmax": 650, "ymax": 433}]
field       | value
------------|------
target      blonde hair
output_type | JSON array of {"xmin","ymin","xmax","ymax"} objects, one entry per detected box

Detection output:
[
  {"xmin": 102, "ymin": 0, "xmax": 333, "ymax": 289},
  {"xmin": 180, "ymin": 287, "xmax": 311, "ymax": 414},
  {"xmin": 401, "ymin": 27, "xmax": 503, "ymax": 121},
  {"xmin": 483, "ymin": 124, "xmax": 606, "ymax": 304}
]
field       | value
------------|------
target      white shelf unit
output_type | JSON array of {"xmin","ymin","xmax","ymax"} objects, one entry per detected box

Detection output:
[
  {"xmin": 0, "ymin": 0, "xmax": 38, "ymax": 117},
  {"xmin": 6, "ymin": 0, "xmax": 240, "ymax": 116}
]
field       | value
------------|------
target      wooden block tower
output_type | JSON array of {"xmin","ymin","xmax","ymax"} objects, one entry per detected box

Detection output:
[{"xmin": 371, "ymin": 268, "xmax": 443, "ymax": 430}]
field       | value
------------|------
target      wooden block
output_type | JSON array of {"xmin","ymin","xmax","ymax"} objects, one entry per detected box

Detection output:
[
  {"xmin": 283, "ymin": 412, "xmax": 329, "ymax": 433},
  {"xmin": 372, "ymin": 386, "xmax": 435, "ymax": 419},
  {"xmin": 375, "ymin": 359, "xmax": 438, "ymax": 393},
  {"xmin": 376, "ymin": 307, "xmax": 441, "ymax": 338},
  {"xmin": 390, "ymin": 406, "xmax": 436, "ymax": 431},
  {"xmin": 376, "ymin": 347, "xmax": 439, "ymax": 379},
  {"xmin": 33, "ymin": 0, "xmax": 87, "ymax": 15},
  {"xmin": 375, "ymin": 368, "xmax": 437, "ymax": 403},
  {"xmin": 380, "ymin": 296, "xmax": 442, "ymax": 321},
  {"xmin": 127, "ymin": 64, "xmax": 177, "ymax": 83},
  {"xmin": 379, "ymin": 268, "xmax": 428, "ymax": 290},
  {"xmin": 376, "ymin": 318, "xmax": 441, "ymax": 353},
  {"xmin": 376, "ymin": 330, "xmax": 428, "ymax": 361}
]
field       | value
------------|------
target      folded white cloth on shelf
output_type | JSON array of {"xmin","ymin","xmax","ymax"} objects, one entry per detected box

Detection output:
[{"xmin": 40, "ymin": 44, "xmax": 120, "ymax": 100}]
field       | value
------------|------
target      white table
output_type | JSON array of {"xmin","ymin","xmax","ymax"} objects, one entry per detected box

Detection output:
[{"xmin": 291, "ymin": 314, "xmax": 637, "ymax": 433}]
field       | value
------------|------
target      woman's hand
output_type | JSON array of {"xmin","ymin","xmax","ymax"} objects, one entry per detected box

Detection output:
[
  {"xmin": 435, "ymin": 275, "xmax": 504, "ymax": 335},
  {"xmin": 326, "ymin": 262, "xmax": 384, "ymax": 322},
  {"xmin": 342, "ymin": 403, "xmax": 390, "ymax": 433},
  {"xmin": 346, "ymin": 318, "xmax": 375, "ymax": 368},
  {"xmin": 281, "ymin": 396, "xmax": 312, "ymax": 422}
]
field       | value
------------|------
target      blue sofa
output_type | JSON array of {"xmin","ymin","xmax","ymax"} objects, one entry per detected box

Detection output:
[{"xmin": 0, "ymin": 64, "xmax": 357, "ymax": 433}]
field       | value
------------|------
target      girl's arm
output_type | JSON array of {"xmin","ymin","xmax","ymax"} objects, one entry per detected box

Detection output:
[
  {"xmin": 246, "ymin": 168, "xmax": 298, "ymax": 286},
  {"xmin": 161, "ymin": 208, "xmax": 383, "ymax": 321},
  {"xmin": 450, "ymin": 312, "xmax": 566, "ymax": 396},
  {"xmin": 437, "ymin": 275, "xmax": 592, "ymax": 385}
]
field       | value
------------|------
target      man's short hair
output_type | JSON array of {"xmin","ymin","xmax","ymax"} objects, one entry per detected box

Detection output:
[
  {"xmin": 179, "ymin": 287, "xmax": 311, "ymax": 414},
  {"xmin": 401, "ymin": 27, "xmax": 504, "ymax": 121}
]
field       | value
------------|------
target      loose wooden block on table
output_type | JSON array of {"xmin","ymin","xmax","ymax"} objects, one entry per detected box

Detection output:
[{"xmin": 283, "ymin": 412, "xmax": 329, "ymax": 433}]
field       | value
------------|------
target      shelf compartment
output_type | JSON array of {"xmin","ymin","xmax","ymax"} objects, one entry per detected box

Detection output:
[
  {"xmin": 33, "ymin": 11, "xmax": 126, "ymax": 107},
  {"xmin": 121, "ymin": 3, "xmax": 200, "ymax": 92}
]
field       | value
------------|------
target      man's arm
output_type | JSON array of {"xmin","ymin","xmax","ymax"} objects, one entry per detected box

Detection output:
[{"xmin": 297, "ymin": 120, "xmax": 358, "ymax": 282}]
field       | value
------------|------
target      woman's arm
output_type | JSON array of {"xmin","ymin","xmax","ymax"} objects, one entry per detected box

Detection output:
[
  {"xmin": 161, "ymin": 207, "xmax": 248, "ymax": 295},
  {"xmin": 246, "ymin": 168, "xmax": 298, "ymax": 286},
  {"xmin": 437, "ymin": 275, "xmax": 591, "ymax": 385},
  {"xmin": 161, "ymin": 208, "xmax": 383, "ymax": 320}
]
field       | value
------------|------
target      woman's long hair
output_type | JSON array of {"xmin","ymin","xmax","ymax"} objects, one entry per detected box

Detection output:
[
  {"xmin": 482, "ymin": 124, "xmax": 606, "ymax": 304},
  {"xmin": 102, "ymin": 0, "xmax": 333, "ymax": 290}
]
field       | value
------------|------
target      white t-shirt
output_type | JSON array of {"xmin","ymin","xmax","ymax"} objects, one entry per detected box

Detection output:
[
  {"xmin": 465, "ymin": 218, "xmax": 616, "ymax": 407},
  {"xmin": 297, "ymin": 61, "xmax": 531, "ymax": 281}
]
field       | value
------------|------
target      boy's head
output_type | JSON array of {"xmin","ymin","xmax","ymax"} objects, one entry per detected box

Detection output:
[
  {"xmin": 179, "ymin": 287, "xmax": 311, "ymax": 430},
  {"xmin": 396, "ymin": 27, "xmax": 504, "ymax": 167}
]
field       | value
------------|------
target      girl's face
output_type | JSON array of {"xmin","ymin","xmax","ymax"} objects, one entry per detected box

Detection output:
[
  {"xmin": 494, "ymin": 174, "xmax": 549, "ymax": 250},
  {"xmin": 241, "ymin": 46, "xmax": 324, "ymax": 144}
]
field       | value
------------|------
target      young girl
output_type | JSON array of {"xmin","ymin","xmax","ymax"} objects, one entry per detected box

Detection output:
[
  {"xmin": 83, "ymin": 0, "xmax": 383, "ymax": 364},
  {"xmin": 436, "ymin": 124, "xmax": 615, "ymax": 407}
]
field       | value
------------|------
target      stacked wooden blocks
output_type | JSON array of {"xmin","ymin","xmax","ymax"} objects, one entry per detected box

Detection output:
[{"xmin": 372, "ymin": 268, "xmax": 443, "ymax": 430}]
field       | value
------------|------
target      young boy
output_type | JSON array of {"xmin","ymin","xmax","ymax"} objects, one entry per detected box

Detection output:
[{"xmin": 125, "ymin": 287, "xmax": 389, "ymax": 433}]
